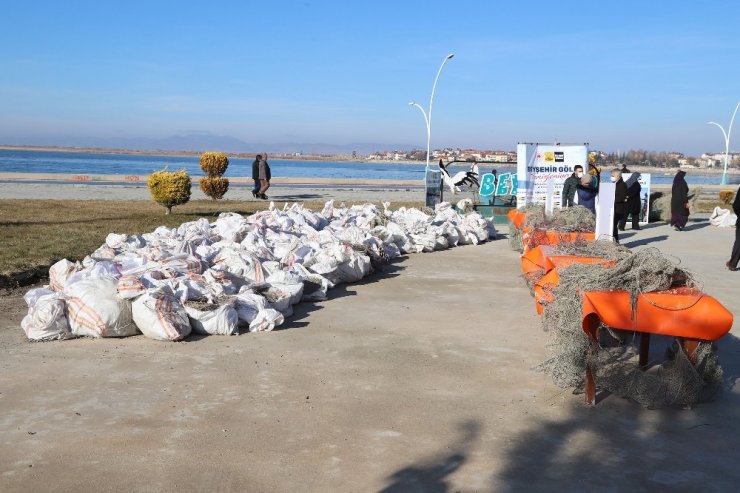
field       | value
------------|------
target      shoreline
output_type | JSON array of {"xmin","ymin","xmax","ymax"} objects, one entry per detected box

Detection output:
[
  {"xmin": 0, "ymin": 145, "xmax": 422, "ymax": 165},
  {"xmin": 4, "ymin": 146, "xmax": 738, "ymax": 173}
]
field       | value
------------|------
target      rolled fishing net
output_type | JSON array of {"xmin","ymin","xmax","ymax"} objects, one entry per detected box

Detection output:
[{"xmin": 535, "ymin": 247, "xmax": 723, "ymax": 408}]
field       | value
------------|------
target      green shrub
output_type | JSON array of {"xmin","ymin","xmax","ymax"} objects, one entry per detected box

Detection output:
[
  {"xmin": 199, "ymin": 177, "xmax": 230, "ymax": 200},
  {"xmin": 147, "ymin": 168, "xmax": 191, "ymax": 214}
]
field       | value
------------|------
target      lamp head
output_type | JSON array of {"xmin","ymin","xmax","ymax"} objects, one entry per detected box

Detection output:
[
  {"xmin": 409, "ymin": 101, "xmax": 416, "ymax": 106},
  {"xmin": 446, "ymin": 53, "xmax": 455, "ymax": 59}
]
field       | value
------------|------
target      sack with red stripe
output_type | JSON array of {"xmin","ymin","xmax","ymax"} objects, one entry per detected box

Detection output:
[{"xmin": 65, "ymin": 276, "xmax": 138, "ymax": 338}]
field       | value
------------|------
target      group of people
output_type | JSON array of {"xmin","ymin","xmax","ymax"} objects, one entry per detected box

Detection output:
[
  {"xmin": 563, "ymin": 164, "xmax": 740, "ymax": 272},
  {"xmin": 562, "ymin": 164, "xmax": 642, "ymax": 243},
  {"xmin": 563, "ymin": 164, "xmax": 693, "ymax": 244},
  {"xmin": 251, "ymin": 154, "xmax": 272, "ymax": 200}
]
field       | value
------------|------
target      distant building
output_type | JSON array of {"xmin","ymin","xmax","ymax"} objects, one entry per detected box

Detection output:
[{"xmin": 701, "ymin": 152, "xmax": 740, "ymax": 168}]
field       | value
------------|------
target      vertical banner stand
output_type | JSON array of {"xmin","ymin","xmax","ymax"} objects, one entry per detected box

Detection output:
[
  {"xmin": 425, "ymin": 168, "xmax": 442, "ymax": 209},
  {"xmin": 595, "ymin": 182, "xmax": 616, "ymax": 240}
]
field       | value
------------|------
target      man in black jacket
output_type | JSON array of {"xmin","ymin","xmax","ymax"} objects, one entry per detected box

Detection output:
[
  {"xmin": 727, "ymin": 186, "xmax": 740, "ymax": 271},
  {"xmin": 612, "ymin": 169, "xmax": 628, "ymax": 243},
  {"xmin": 562, "ymin": 165, "xmax": 583, "ymax": 207},
  {"xmin": 251, "ymin": 154, "xmax": 262, "ymax": 198},
  {"xmin": 619, "ymin": 172, "xmax": 642, "ymax": 231}
]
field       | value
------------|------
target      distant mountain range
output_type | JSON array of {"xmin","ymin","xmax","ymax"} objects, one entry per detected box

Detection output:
[{"xmin": 1, "ymin": 134, "xmax": 418, "ymax": 155}]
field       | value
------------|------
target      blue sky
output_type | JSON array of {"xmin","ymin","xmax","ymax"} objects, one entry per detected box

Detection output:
[{"xmin": 0, "ymin": 0, "xmax": 738, "ymax": 154}]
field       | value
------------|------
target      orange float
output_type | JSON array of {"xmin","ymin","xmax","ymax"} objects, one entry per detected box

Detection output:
[
  {"xmin": 530, "ymin": 255, "xmax": 615, "ymax": 315},
  {"xmin": 581, "ymin": 287, "xmax": 734, "ymax": 405},
  {"xmin": 507, "ymin": 209, "xmax": 527, "ymax": 230},
  {"xmin": 521, "ymin": 245, "xmax": 610, "ymax": 277},
  {"xmin": 521, "ymin": 228, "xmax": 596, "ymax": 254}
]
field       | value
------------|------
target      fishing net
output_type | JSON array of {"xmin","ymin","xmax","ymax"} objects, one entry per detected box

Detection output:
[
  {"xmin": 549, "ymin": 206, "xmax": 596, "ymax": 232},
  {"xmin": 522, "ymin": 204, "xmax": 547, "ymax": 228},
  {"xmin": 522, "ymin": 239, "xmax": 629, "ymax": 293},
  {"xmin": 508, "ymin": 222, "xmax": 522, "ymax": 251},
  {"xmin": 509, "ymin": 204, "xmax": 546, "ymax": 251},
  {"xmin": 535, "ymin": 247, "xmax": 723, "ymax": 408},
  {"xmin": 510, "ymin": 205, "xmax": 596, "ymax": 253},
  {"xmin": 551, "ymin": 238, "xmax": 631, "ymax": 262}
]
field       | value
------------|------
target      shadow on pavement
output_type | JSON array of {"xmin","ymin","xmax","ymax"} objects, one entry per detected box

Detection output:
[
  {"xmin": 624, "ymin": 235, "xmax": 669, "ymax": 248},
  {"xmin": 683, "ymin": 219, "xmax": 710, "ymax": 232},
  {"xmin": 494, "ymin": 333, "xmax": 740, "ymax": 492},
  {"xmin": 379, "ymin": 420, "xmax": 481, "ymax": 493}
]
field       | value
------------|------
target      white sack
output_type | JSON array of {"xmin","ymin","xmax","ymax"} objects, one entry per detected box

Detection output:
[
  {"xmin": 185, "ymin": 304, "xmax": 239, "ymax": 336},
  {"xmin": 132, "ymin": 285, "xmax": 191, "ymax": 341},
  {"xmin": 710, "ymin": 207, "xmax": 737, "ymax": 227},
  {"xmin": 21, "ymin": 288, "xmax": 74, "ymax": 341},
  {"xmin": 48, "ymin": 259, "xmax": 81, "ymax": 292},
  {"xmin": 65, "ymin": 276, "xmax": 138, "ymax": 338}
]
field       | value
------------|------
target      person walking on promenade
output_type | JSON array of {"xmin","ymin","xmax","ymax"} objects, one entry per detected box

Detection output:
[
  {"xmin": 620, "ymin": 172, "xmax": 642, "ymax": 231},
  {"xmin": 612, "ymin": 169, "xmax": 628, "ymax": 243},
  {"xmin": 670, "ymin": 170, "xmax": 690, "ymax": 231},
  {"xmin": 577, "ymin": 173, "xmax": 598, "ymax": 214},
  {"xmin": 257, "ymin": 153, "xmax": 271, "ymax": 200},
  {"xmin": 251, "ymin": 154, "xmax": 262, "ymax": 198},
  {"xmin": 562, "ymin": 165, "xmax": 583, "ymax": 207},
  {"xmin": 727, "ymin": 185, "xmax": 740, "ymax": 271}
]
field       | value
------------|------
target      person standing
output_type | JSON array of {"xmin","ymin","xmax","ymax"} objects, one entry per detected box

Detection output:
[
  {"xmin": 562, "ymin": 165, "xmax": 583, "ymax": 207},
  {"xmin": 727, "ymin": 186, "xmax": 740, "ymax": 271},
  {"xmin": 251, "ymin": 154, "xmax": 262, "ymax": 198},
  {"xmin": 620, "ymin": 172, "xmax": 642, "ymax": 231},
  {"xmin": 612, "ymin": 169, "xmax": 628, "ymax": 243},
  {"xmin": 257, "ymin": 153, "xmax": 271, "ymax": 200},
  {"xmin": 576, "ymin": 173, "xmax": 598, "ymax": 214},
  {"xmin": 670, "ymin": 170, "xmax": 690, "ymax": 231}
]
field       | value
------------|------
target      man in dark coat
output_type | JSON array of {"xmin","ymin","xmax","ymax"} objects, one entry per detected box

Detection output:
[
  {"xmin": 562, "ymin": 165, "xmax": 583, "ymax": 207},
  {"xmin": 612, "ymin": 169, "xmax": 628, "ymax": 243},
  {"xmin": 251, "ymin": 154, "xmax": 262, "ymax": 198},
  {"xmin": 727, "ymin": 186, "xmax": 740, "ymax": 271},
  {"xmin": 670, "ymin": 170, "xmax": 690, "ymax": 231},
  {"xmin": 619, "ymin": 172, "xmax": 642, "ymax": 230}
]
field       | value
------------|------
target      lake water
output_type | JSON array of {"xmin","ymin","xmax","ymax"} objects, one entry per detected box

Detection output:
[
  {"xmin": 0, "ymin": 149, "xmax": 430, "ymax": 181},
  {"xmin": 0, "ymin": 149, "xmax": 732, "ymax": 186}
]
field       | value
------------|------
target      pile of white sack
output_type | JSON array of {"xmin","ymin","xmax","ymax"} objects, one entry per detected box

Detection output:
[
  {"xmin": 709, "ymin": 206, "xmax": 737, "ymax": 228},
  {"xmin": 21, "ymin": 201, "xmax": 496, "ymax": 342}
]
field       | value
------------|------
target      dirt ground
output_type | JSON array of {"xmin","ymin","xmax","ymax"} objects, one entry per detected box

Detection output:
[{"xmin": 1, "ymin": 215, "xmax": 739, "ymax": 492}]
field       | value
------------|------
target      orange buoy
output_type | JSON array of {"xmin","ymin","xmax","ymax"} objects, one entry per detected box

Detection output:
[
  {"xmin": 521, "ymin": 228, "xmax": 595, "ymax": 254},
  {"xmin": 581, "ymin": 288, "xmax": 733, "ymax": 341},
  {"xmin": 508, "ymin": 209, "xmax": 527, "ymax": 230}
]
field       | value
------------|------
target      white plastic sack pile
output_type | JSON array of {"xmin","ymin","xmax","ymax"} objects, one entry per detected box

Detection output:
[
  {"xmin": 21, "ymin": 201, "xmax": 496, "ymax": 341},
  {"xmin": 709, "ymin": 207, "xmax": 737, "ymax": 228}
]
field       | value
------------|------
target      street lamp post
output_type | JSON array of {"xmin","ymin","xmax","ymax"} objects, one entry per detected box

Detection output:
[
  {"xmin": 409, "ymin": 53, "xmax": 454, "ymax": 170},
  {"xmin": 707, "ymin": 101, "xmax": 740, "ymax": 186}
]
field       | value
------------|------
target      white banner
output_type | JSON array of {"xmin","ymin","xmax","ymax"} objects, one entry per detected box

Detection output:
[{"xmin": 516, "ymin": 143, "xmax": 589, "ymax": 209}]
